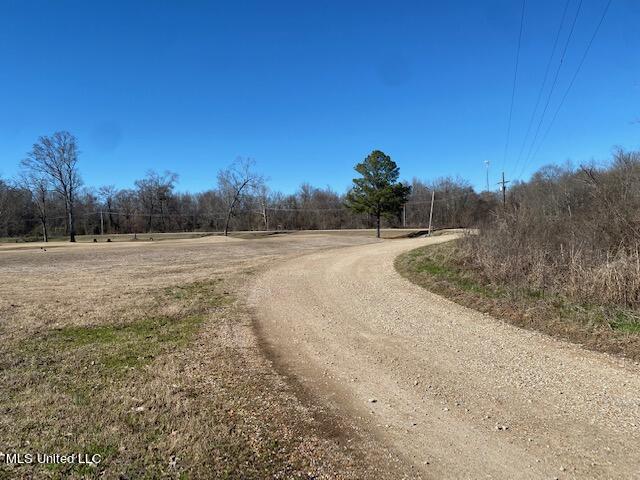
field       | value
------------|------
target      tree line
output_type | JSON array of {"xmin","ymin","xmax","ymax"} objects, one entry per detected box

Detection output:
[
  {"xmin": 0, "ymin": 131, "xmax": 500, "ymax": 241},
  {"xmin": 461, "ymin": 149, "xmax": 640, "ymax": 308}
]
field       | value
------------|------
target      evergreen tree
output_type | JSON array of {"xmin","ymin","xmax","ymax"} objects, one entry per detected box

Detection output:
[{"xmin": 345, "ymin": 150, "xmax": 411, "ymax": 238}]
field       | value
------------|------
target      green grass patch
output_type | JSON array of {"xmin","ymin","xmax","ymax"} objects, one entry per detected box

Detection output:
[
  {"xmin": 17, "ymin": 307, "xmax": 209, "ymax": 383},
  {"xmin": 0, "ymin": 279, "xmax": 228, "ymax": 478},
  {"xmin": 397, "ymin": 243, "xmax": 506, "ymax": 299},
  {"xmin": 163, "ymin": 278, "xmax": 229, "ymax": 307},
  {"xmin": 609, "ymin": 310, "xmax": 640, "ymax": 333}
]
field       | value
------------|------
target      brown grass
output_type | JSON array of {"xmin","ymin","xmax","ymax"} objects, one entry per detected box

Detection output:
[
  {"xmin": 467, "ymin": 151, "xmax": 640, "ymax": 310},
  {"xmin": 0, "ymin": 233, "xmax": 398, "ymax": 479},
  {"xmin": 395, "ymin": 240, "xmax": 640, "ymax": 361}
]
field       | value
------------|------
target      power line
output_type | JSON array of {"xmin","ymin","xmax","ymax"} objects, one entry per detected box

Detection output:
[
  {"xmin": 528, "ymin": 0, "xmax": 613, "ymax": 166},
  {"xmin": 513, "ymin": 0, "xmax": 571, "ymax": 177},
  {"xmin": 502, "ymin": 0, "xmax": 527, "ymax": 173},
  {"xmin": 264, "ymin": 206, "xmax": 345, "ymax": 212},
  {"xmin": 406, "ymin": 192, "xmax": 477, "ymax": 205},
  {"xmin": 518, "ymin": 0, "xmax": 584, "ymax": 180},
  {"xmin": 15, "ymin": 191, "xmax": 484, "ymax": 224}
]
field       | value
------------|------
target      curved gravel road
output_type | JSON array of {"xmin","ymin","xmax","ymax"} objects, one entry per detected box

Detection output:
[{"xmin": 250, "ymin": 234, "xmax": 640, "ymax": 479}]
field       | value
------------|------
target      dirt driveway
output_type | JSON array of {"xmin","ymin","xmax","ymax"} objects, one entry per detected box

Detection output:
[{"xmin": 251, "ymin": 234, "xmax": 640, "ymax": 479}]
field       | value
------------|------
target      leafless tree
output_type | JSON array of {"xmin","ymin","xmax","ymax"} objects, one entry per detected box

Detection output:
[
  {"xmin": 98, "ymin": 185, "xmax": 119, "ymax": 233},
  {"xmin": 135, "ymin": 170, "xmax": 179, "ymax": 232},
  {"xmin": 114, "ymin": 188, "xmax": 139, "ymax": 233},
  {"xmin": 19, "ymin": 170, "xmax": 50, "ymax": 242},
  {"xmin": 0, "ymin": 177, "xmax": 8, "ymax": 229},
  {"xmin": 217, "ymin": 158, "xmax": 264, "ymax": 236},
  {"xmin": 255, "ymin": 183, "xmax": 270, "ymax": 230},
  {"xmin": 22, "ymin": 131, "xmax": 82, "ymax": 242}
]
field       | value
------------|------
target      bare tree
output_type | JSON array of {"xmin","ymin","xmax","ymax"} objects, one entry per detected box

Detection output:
[
  {"xmin": 22, "ymin": 131, "xmax": 82, "ymax": 242},
  {"xmin": 98, "ymin": 185, "xmax": 119, "ymax": 233},
  {"xmin": 0, "ymin": 177, "xmax": 8, "ymax": 229},
  {"xmin": 19, "ymin": 171, "xmax": 50, "ymax": 242},
  {"xmin": 217, "ymin": 158, "xmax": 264, "ymax": 236},
  {"xmin": 255, "ymin": 183, "xmax": 270, "ymax": 230},
  {"xmin": 114, "ymin": 188, "xmax": 139, "ymax": 233},
  {"xmin": 134, "ymin": 171, "xmax": 179, "ymax": 232}
]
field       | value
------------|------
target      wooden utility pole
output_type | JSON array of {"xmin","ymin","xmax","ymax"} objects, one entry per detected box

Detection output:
[
  {"xmin": 427, "ymin": 190, "xmax": 435, "ymax": 235},
  {"xmin": 100, "ymin": 210, "xmax": 104, "ymax": 236},
  {"xmin": 497, "ymin": 172, "xmax": 510, "ymax": 206}
]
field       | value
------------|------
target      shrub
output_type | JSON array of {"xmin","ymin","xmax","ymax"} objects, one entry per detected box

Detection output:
[{"xmin": 460, "ymin": 149, "xmax": 640, "ymax": 308}]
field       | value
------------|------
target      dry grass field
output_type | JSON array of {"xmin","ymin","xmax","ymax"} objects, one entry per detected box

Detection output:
[{"xmin": 0, "ymin": 231, "xmax": 418, "ymax": 480}]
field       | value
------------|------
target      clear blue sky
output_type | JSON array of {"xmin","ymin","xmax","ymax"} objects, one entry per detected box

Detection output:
[{"xmin": 0, "ymin": 0, "xmax": 638, "ymax": 194}]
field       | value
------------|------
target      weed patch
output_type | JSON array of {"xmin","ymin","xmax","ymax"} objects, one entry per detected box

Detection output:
[
  {"xmin": 0, "ymin": 281, "xmax": 221, "ymax": 479},
  {"xmin": 21, "ymin": 315, "xmax": 204, "ymax": 376},
  {"xmin": 396, "ymin": 241, "xmax": 640, "ymax": 360}
]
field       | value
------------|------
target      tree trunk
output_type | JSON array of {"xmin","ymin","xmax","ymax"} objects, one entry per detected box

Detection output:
[
  {"xmin": 41, "ymin": 218, "xmax": 48, "ymax": 243},
  {"xmin": 108, "ymin": 211, "xmax": 117, "ymax": 232},
  {"xmin": 262, "ymin": 205, "xmax": 268, "ymax": 231},
  {"xmin": 69, "ymin": 205, "xmax": 76, "ymax": 242},
  {"xmin": 376, "ymin": 214, "xmax": 381, "ymax": 238},
  {"xmin": 224, "ymin": 208, "xmax": 232, "ymax": 236},
  {"xmin": 160, "ymin": 202, "xmax": 166, "ymax": 232},
  {"xmin": 224, "ymin": 195, "xmax": 240, "ymax": 236},
  {"xmin": 63, "ymin": 202, "xmax": 69, "ymax": 235}
]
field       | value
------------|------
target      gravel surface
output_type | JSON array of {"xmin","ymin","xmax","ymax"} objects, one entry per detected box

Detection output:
[{"xmin": 250, "ymin": 234, "xmax": 640, "ymax": 479}]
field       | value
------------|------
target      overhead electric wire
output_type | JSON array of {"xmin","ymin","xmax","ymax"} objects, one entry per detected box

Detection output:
[
  {"xmin": 18, "ymin": 190, "xmax": 483, "ymax": 224},
  {"xmin": 528, "ymin": 0, "xmax": 613, "ymax": 166},
  {"xmin": 512, "ymin": 0, "xmax": 571, "ymax": 177},
  {"xmin": 501, "ymin": 0, "xmax": 527, "ymax": 173},
  {"xmin": 517, "ymin": 0, "xmax": 584, "ymax": 179}
]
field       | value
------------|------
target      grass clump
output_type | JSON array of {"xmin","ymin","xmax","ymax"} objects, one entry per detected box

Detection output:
[
  {"xmin": 0, "ymin": 280, "xmax": 223, "ymax": 479},
  {"xmin": 396, "ymin": 240, "xmax": 640, "ymax": 360},
  {"xmin": 609, "ymin": 311, "xmax": 640, "ymax": 333},
  {"xmin": 21, "ymin": 315, "xmax": 204, "ymax": 376},
  {"xmin": 163, "ymin": 278, "xmax": 229, "ymax": 307}
]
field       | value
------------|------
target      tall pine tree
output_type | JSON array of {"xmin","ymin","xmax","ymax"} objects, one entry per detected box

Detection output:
[{"xmin": 345, "ymin": 150, "xmax": 411, "ymax": 238}]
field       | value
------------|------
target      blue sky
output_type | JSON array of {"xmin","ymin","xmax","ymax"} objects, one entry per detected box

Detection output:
[{"xmin": 0, "ymin": 0, "xmax": 638, "ymax": 194}]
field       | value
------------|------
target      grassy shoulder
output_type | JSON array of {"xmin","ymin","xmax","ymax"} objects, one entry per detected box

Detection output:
[
  {"xmin": 0, "ymin": 275, "xmax": 377, "ymax": 479},
  {"xmin": 395, "ymin": 240, "xmax": 640, "ymax": 360}
]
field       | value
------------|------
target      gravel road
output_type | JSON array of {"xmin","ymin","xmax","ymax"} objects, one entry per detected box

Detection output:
[{"xmin": 250, "ymin": 234, "xmax": 640, "ymax": 479}]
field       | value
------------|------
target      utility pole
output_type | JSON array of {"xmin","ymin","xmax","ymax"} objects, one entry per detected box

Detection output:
[
  {"xmin": 427, "ymin": 190, "xmax": 435, "ymax": 235},
  {"xmin": 484, "ymin": 160, "xmax": 490, "ymax": 192},
  {"xmin": 497, "ymin": 172, "xmax": 510, "ymax": 206},
  {"xmin": 100, "ymin": 210, "xmax": 104, "ymax": 236}
]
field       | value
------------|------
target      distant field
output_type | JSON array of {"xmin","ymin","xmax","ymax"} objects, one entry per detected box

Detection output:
[
  {"xmin": 0, "ymin": 228, "xmax": 427, "ymax": 249},
  {"xmin": 0, "ymin": 231, "xmax": 220, "ymax": 244}
]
